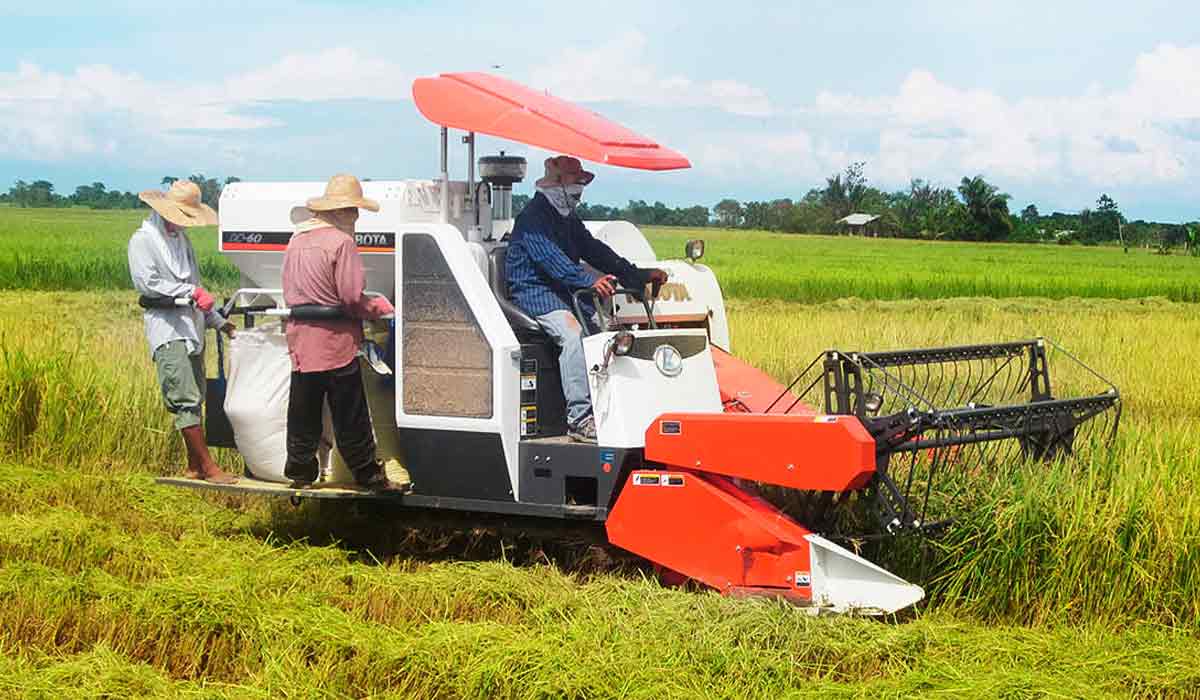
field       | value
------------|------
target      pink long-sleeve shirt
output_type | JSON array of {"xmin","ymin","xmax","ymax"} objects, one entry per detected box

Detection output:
[{"xmin": 281, "ymin": 226, "xmax": 393, "ymax": 372}]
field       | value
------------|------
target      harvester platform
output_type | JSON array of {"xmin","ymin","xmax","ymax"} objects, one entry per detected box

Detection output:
[{"xmin": 155, "ymin": 475, "xmax": 607, "ymax": 521}]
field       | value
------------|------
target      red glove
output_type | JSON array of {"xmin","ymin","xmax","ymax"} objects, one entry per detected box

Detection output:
[
  {"xmin": 190, "ymin": 286, "xmax": 215, "ymax": 313},
  {"xmin": 365, "ymin": 295, "xmax": 394, "ymax": 318}
]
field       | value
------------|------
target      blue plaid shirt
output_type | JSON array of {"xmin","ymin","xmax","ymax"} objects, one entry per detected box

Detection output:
[{"xmin": 505, "ymin": 192, "xmax": 649, "ymax": 317}]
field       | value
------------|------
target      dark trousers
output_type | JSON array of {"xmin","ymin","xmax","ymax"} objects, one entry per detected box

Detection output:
[{"xmin": 285, "ymin": 360, "xmax": 378, "ymax": 483}]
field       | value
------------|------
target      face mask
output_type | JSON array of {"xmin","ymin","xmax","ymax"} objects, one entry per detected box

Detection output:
[
  {"xmin": 539, "ymin": 184, "xmax": 586, "ymax": 217},
  {"xmin": 151, "ymin": 212, "xmax": 182, "ymax": 235},
  {"xmin": 538, "ymin": 186, "xmax": 570, "ymax": 217},
  {"xmin": 563, "ymin": 184, "xmax": 585, "ymax": 210},
  {"xmin": 320, "ymin": 208, "xmax": 359, "ymax": 234}
]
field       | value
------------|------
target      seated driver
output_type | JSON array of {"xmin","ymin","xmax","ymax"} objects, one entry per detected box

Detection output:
[{"xmin": 505, "ymin": 155, "xmax": 667, "ymax": 443}]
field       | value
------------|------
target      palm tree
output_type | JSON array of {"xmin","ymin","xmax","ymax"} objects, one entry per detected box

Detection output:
[{"xmin": 957, "ymin": 175, "xmax": 1012, "ymax": 241}]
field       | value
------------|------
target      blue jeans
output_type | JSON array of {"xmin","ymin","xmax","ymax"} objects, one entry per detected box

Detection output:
[{"xmin": 537, "ymin": 309, "xmax": 597, "ymax": 426}]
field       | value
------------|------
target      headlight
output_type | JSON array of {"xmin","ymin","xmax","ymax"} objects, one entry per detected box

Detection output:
[
  {"xmin": 612, "ymin": 331, "xmax": 635, "ymax": 356},
  {"xmin": 654, "ymin": 344, "xmax": 683, "ymax": 377}
]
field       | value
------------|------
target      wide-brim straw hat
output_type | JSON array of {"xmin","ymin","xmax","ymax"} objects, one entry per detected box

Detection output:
[
  {"xmin": 305, "ymin": 173, "xmax": 380, "ymax": 212},
  {"xmin": 535, "ymin": 155, "xmax": 595, "ymax": 189},
  {"xmin": 139, "ymin": 180, "xmax": 218, "ymax": 227}
]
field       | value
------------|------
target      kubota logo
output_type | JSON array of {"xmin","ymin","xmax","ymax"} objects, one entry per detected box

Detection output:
[
  {"xmin": 657, "ymin": 282, "xmax": 691, "ymax": 302},
  {"xmin": 355, "ymin": 233, "xmax": 390, "ymax": 247}
]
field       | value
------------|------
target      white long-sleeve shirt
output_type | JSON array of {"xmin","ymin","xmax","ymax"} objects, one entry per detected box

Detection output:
[{"xmin": 127, "ymin": 214, "xmax": 224, "ymax": 357}]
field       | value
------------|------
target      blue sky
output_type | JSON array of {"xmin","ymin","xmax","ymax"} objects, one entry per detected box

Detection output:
[{"xmin": 1, "ymin": 1, "xmax": 1198, "ymax": 221}]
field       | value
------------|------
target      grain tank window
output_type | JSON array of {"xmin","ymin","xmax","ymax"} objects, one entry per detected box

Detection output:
[{"xmin": 402, "ymin": 234, "xmax": 493, "ymax": 417}]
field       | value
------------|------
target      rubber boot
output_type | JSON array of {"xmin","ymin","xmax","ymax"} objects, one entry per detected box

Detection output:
[{"xmin": 180, "ymin": 425, "xmax": 238, "ymax": 484}]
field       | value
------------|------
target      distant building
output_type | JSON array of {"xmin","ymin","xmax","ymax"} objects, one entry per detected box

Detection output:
[{"xmin": 837, "ymin": 213, "xmax": 880, "ymax": 236}]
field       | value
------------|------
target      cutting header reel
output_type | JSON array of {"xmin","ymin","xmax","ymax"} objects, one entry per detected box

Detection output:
[{"xmin": 764, "ymin": 338, "xmax": 1121, "ymax": 539}]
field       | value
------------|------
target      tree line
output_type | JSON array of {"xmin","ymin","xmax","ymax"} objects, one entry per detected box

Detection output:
[
  {"xmin": 516, "ymin": 164, "xmax": 1195, "ymax": 251},
  {"xmin": 0, "ymin": 175, "xmax": 239, "ymax": 210},
  {"xmin": 708, "ymin": 162, "xmax": 1197, "ymax": 250},
  {"xmin": 6, "ymin": 169, "xmax": 1196, "ymax": 252}
]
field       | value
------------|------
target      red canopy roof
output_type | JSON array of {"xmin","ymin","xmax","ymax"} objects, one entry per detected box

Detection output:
[{"xmin": 411, "ymin": 72, "xmax": 690, "ymax": 171}]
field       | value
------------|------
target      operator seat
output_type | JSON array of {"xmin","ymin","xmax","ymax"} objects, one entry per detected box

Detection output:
[{"xmin": 488, "ymin": 245, "xmax": 548, "ymax": 341}]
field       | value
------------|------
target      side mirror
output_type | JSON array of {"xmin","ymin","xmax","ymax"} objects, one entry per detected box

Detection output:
[{"xmin": 685, "ymin": 239, "xmax": 705, "ymax": 262}]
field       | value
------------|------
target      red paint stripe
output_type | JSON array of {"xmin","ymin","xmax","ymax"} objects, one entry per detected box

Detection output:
[
  {"xmin": 223, "ymin": 243, "xmax": 395, "ymax": 253},
  {"xmin": 223, "ymin": 243, "xmax": 287, "ymax": 251}
]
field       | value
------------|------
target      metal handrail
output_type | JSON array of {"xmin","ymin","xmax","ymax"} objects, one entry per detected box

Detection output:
[{"xmin": 223, "ymin": 287, "xmax": 393, "ymax": 320}]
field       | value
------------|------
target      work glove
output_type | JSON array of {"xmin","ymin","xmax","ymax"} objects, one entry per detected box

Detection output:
[
  {"xmin": 365, "ymin": 295, "xmax": 394, "ymax": 318},
  {"xmin": 191, "ymin": 286, "xmax": 215, "ymax": 313}
]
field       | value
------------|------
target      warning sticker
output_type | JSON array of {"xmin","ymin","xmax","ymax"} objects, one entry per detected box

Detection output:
[
  {"xmin": 660, "ymin": 420, "xmax": 682, "ymax": 435},
  {"xmin": 794, "ymin": 571, "xmax": 812, "ymax": 587},
  {"xmin": 520, "ymin": 406, "xmax": 537, "ymax": 436},
  {"xmin": 520, "ymin": 375, "xmax": 537, "ymax": 391},
  {"xmin": 633, "ymin": 473, "xmax": 661, "ymax": 486},
  {"xmin": 813, "ymin": 416, "xmax": 839, "ymax": 423}
]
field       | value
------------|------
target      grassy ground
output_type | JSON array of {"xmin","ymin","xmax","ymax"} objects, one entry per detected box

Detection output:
[
  {"xmin": 645, "ymin": 226, "xmax": 1200, "ymax": 302},
  {"xmin": 1, "ymin": 461, "xmax": 1198, "ymax": 699},
  {"xmin": 3, "ymin": 290, "xmax": 1198, "ymax": 696},
  {"xmin": 1, "ymin": 207, "xmax": 1199, "ymax": 696}
]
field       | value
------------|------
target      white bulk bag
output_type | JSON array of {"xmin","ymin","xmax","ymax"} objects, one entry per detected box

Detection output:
[{"xmin": 224, "ymin": 323, "xmax": 335, "ymax": 482}]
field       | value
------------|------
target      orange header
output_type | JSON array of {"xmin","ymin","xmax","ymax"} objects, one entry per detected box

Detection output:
[{"xmin": 411, "ymin": 72, "xmax": 691, "ymax": 171}]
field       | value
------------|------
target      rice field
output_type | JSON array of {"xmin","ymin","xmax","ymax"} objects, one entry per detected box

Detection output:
[
  {"xmin": 1, "ymin": 207, "xmax": 1199, "ymax": 697},
  {"xmin": 1, "ymin": 208, "xmax": 1198, "ymax": 302},
  {"xmin": 645, "ymin": 226, "xmax": 1200, "ymax": 303},
  {"xmin": 0, "ymin": 208, "xmax": 237, "ymax": 291}
]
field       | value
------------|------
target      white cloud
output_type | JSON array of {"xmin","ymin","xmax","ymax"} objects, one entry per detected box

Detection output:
[
  {"xmin": 529, "ymin": 31, "xmax": 772, "ymax": 117},
  {"xmin": 0, "ymin": 48, "xmax": 407, "ymax": 163},
  {"xmin": 3, "ymin": 32, "xmax": 1198, "ymax": 212},
  {"xmin": 811, "ymin": 44, "xmax": 1200, "ymax": 188},
  {"xmin": 691, "ymin": 130, "xmax": 818, "ymax": 182},
  {"xmin": 224, "ymin": 48, "xmax": 410, "ymax": 102}
]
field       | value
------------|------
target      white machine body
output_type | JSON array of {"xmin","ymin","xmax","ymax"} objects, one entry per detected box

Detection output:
[
  {"xmin": 217, "ymin": 177, "xmax": 734, "ymax": 495},
  {"xmin": 584, "ymin": 329, "xmax": 723, "ymax": 448},
  {"xmin": 219, "ymin": 179, "xmax": 492, "ymax": 299},
  {"xmin": 583, "ymin": 220, "xmax": 656, "ymax": 261}
]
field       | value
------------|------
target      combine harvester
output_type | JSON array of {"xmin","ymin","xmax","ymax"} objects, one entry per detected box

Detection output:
[{"xmin": 160, "ymin": 72, "xmax": 1121, "ymax": 615}]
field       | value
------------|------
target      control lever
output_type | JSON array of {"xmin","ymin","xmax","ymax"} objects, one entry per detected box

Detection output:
[{"xmin": 571, "ymin": 287, "xmax": 657, "ymax": 334}]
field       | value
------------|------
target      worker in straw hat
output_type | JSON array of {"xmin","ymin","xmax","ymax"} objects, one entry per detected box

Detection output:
[
  {"xmin": 127, "ymin": 179, "xmax": 238, "ymax": 484},
  {"xmin": 505, "ymin": 155, "xmax": 669, "ymax": 443},
  {"xmin": 281, "ymin": 174, "xmax": 410, "ymax": 493}
]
